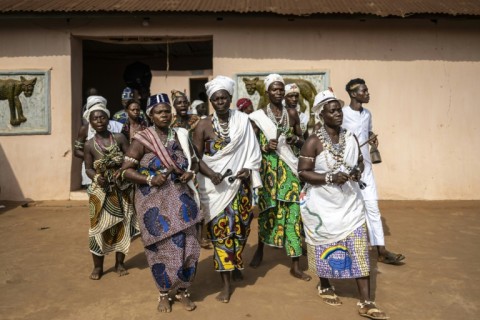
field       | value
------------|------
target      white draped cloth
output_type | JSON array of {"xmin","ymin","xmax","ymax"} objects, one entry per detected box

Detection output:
[
  {"xmin": 342, "ymin": 106, "xmax": 378, "ymax": 200},
  {"xmin": 249, "ymin": 109, "xmax": 299, "ymax": 176},
  {"xmin": 197, "ymin": 110, "xmax": 262, "ymax": 223},
  {"xmin": 300, "ymin": 129, "xmax": 366, "ymax": 245}
]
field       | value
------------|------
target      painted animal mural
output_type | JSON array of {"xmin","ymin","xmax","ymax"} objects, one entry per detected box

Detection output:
[{"xmin": 0, "ymin": 76, "xmax": 37, "ymax": 126}]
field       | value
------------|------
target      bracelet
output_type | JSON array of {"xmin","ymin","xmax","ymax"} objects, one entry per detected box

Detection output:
[
  {"xmin": 146, "ymin": 175, "xmax": 154, "ymax": 187},
  {"xmin": 187, "ymin": 169, "xmax": 196, "ymax": 181},
  {"xmin": 125, "ymin": 156, "xmax": 139, "ymax": 165},
  {"xmin": 261, "ymin": 145, "xmax": 269, "ymax": 153},
  {"xmin": 74, "ymin": 140, "xmax": 85, "ymax": 150},
  {"xmin": 325, "ymin": 172, "xmax": 333, "ymax": 185},
  {"xmin": 93, "ymin": 174, "xmax": 100, "ymax": 184}
]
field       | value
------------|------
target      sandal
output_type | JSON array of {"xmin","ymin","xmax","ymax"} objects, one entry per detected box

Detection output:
[
  {"xmin": 175, "ymin": 289, "xmax": 196, "ymax": 311},
  {"xmin": 157, "ymin": 292, "xmax": 172, "ymax": 313},
  {"xmin": 357, "ymin": 300, "xmax": 389, "ymax": 319},
  {"xmin": 378, "ymin": 251, "xmax": 405, "ymax": 265},
  {"xmin": 317, "ymin": 286, "xmax": 342, "ymax": 306}
]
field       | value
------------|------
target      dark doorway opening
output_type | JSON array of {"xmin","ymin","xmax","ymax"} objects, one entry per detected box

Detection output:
[{"xmin": 82, "ymin": 37, "xmax": 213, "ymax": 115}]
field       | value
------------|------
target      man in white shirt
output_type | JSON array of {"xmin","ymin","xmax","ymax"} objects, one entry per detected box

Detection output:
[{"xmin": 342, "ymin": 78, "xmax": 405, "ymax": 265}]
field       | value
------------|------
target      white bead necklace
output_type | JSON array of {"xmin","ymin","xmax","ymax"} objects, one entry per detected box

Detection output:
[
  {"xmin": 266, "ymin": 104, "xmax": 289, "ymax": 135},
  {"xmin": 212, "ymin": 110, "xmax": 231, "ymax": 139}
]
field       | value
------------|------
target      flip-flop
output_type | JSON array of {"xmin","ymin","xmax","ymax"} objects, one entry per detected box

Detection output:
[
  {"xmin": 378, "ymin": 252, "xmax": 405, "ymax": 264},
  {"xmin": 357, "ymin": 301, "xmax": 389, "ymax": 319},
  {"xmin": 318, "ymin": 286, "xmax": 342, "ymax": 306}
]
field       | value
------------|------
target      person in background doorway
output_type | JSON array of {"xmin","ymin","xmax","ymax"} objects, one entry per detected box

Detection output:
[
  {"xmin": 113, "ymin": 87, "xmax": 148, "ymax": 125},
  {"xmin": 170, "ymin": 90, "xmax": 200, "ymax": 136},
  {"xmin": 191, "ymin": 100, "xmax": 208, "ymax": 119}
]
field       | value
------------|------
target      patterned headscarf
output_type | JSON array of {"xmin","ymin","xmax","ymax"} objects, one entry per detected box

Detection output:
[{"xmin": 171, "ymin": 90, "xmax": 187, "ymax": 105}]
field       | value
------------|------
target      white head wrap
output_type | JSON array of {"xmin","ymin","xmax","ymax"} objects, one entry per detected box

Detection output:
[
  {"xmin": 83, "ymin": 95, "xmax": 109, "ymax": 121},
  {"xmin": 205, "ymin": 76, "xmax": 235, "ymax": 99},
  {"xmin": 83, "ymin": 104, "xmax": 110, "ymax": 121},
  {"xmin": 85, "ymin": 95, "xmax": 107, "ymax": 110},
  {"xmin": 190, "ymin": 100, "xmax": 204, "ymax": 115},
  {"xmin": 312, "ymin": 89, "xmax": 344, "ymax": 123},
  {"xmin": 285, "ymin": 83, "xmax": 300, "ymax": 95},
  {"xmin": 264, "ymin": 74, "xmax": 284, "ymax": 91}
]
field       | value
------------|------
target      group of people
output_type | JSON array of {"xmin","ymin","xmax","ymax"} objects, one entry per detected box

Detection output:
[{"xmin": 73, "ymin": 74, "xmax": 404, "ymax": 319}]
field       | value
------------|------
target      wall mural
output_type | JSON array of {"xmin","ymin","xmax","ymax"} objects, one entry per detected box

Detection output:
[
  {"xmin": 0, "ymin": 71, "xmax": 50, "ymax": 135},
  {"xmin": 235, "ymin": 71, "xmax": 329, "ymax": 127}
]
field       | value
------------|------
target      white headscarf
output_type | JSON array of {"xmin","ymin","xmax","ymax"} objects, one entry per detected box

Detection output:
[
  {"xmin": 190, "ymin": 100, "xmax": 204, "ymax": 115},
  {"xmin": 86, "ymin": 95, "xmax": 107, "ymax": 110},
  {"xmin": 205, "ymin": 76, "xmax": 235, "ymax": 99},
  {"xmin": 83, "ymin": 104, "xmax": 110, "ymax": 121},
  {"xmin": 83, "ymin": 95, "xmax": 109, "ymax": 121},
  {"xmin": 264, "ymin": 74, "xmax": 284, "ymax": 91},
  {"xmin": 312, "ymin": 89, "xmax": 345, "ymax": 124}
]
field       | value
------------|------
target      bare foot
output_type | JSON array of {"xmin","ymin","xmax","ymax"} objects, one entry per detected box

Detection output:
[
  {"xmin": 157, "ymin": 293, "xmax": 172, "ymax": 313},
  {"xmin": 89, "ymin": 267, "xmax": 103, "ymax": 280},
  {"xmin": 290, "ymin": 268, "xmax": 312, "ymax": 281},
  {"xmin": 232, "ymin": 269, "xmax": 244, "ymax": 282},
  {"xmin": 216, "ymin": 286, "xmax": 231, "ymax": 303},
  {"xmin": 175, "ymin": 290, "xmax": 196, "ymax": 311},
  {"xmin": 249, "ymin": 249, "xmax": 263, "ymax": 268},
  {"xmin": 115, "ymin": 263, "xmax": 129, "ymax": 276},
  {"xmin": 200, "ymin": 238, "xmax": 213, "ymax": 249}
]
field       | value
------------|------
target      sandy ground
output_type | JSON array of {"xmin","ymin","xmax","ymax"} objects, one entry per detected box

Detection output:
[{"xmin": 0, "ymin": 200, "xmax": 479, "ymax": 320}]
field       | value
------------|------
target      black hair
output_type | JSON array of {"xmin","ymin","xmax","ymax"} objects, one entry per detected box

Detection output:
[
  {"xmin": 345, "ymin": 78, "xmax": 366, "ymax": 94},
  {"xmin": 125, "ymin": 98, "xmax": 141, "ymax": 109}
]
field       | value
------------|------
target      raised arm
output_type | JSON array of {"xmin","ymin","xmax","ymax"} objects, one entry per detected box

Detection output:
[{"xmin": 73, "ymin": 124, "xmax": 89, "ymax": 159}]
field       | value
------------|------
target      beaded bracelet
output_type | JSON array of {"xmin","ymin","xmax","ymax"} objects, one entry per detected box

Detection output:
[
  {"xmin": 187, "ymin": 170, "xmax": 196, "ymax": 181},
  {"xmin": 74, "ymin": 140, "xmax": 85, "ymax": 150},
  {"xmin": 125, "ymin": 156, "xmax": 139, "ymax": 165},
  {"xmin": 146, "ymin": 175, "xmax": 154, "ymax": 187},
  {"xmin": 325, "ymin": 172, "xmax": 333, "ymax": 185}
]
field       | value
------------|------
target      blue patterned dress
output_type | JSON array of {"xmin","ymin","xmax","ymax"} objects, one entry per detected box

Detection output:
[{"xmin": 134, "ymin": 133, "xmax": 202, "ymax": 292}]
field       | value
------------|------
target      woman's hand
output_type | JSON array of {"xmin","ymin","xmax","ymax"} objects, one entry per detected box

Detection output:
[
  {"xmin": 286, "ymin": 135, "xmax": 299, "ymax": 146},
  {"xmin": 333, "ymin": 172, "xmax": 349, "ymax": 185},
  {"xmin": 209, "ymin": 172, "xmax": 223, "ymax": 185},
  {"xmin": 235, "ymin": 168, "xmax": 251, "ymax": 181},
  {"xmin": 151, "ymin": 174, "xmax": 168, "ymax": 187},
  {"xmin": 267, "ymin": 139, "xmax": 278, "ymax": 151},
  {"xmin": 94, "ymin": 174, "xmax": 107, "ymax": 187},
  {"xmin": 178, "ymin": 171, "xmax": 195, "ymax": 183}
]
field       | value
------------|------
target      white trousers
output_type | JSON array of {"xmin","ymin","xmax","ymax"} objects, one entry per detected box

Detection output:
[{"xmin": 364, "ymin": 200, "xmax": 385, "ymax": 246}]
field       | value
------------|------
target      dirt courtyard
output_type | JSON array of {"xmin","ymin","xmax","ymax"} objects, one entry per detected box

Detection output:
[{"xmin": 0, "ymin": 200, "xmax": 479, "ymax": 320}]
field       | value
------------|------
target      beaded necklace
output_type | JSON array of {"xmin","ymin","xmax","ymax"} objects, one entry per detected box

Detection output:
[
  {"xmin": 212, "ymin": 110, "xmax": 231, "ymax": 139},
  {"xmin": 93, "ymin": 132, "xmax": 115, "ymax": 155},
  {"xmin": 266, "ymin": 104, "xmax": 289, "ymax": 135},
  {"xmin": 155, "ymin": 127, "xmax": 174, "ymax": 146},
  {"xmin": 315, "ymin": 125, "xmax": 351, "ymax": 172}
]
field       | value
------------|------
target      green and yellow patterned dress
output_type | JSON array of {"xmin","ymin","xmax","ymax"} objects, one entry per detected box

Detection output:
[{"xmin": 257, "ymin": 131, "xmax": 302, "ymax": 257}]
